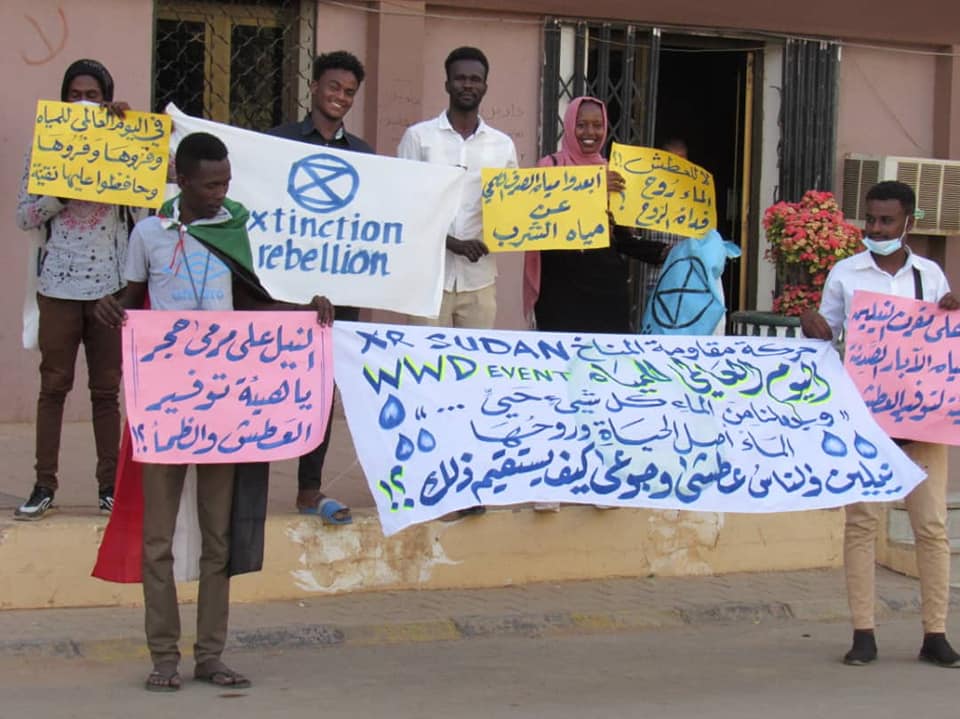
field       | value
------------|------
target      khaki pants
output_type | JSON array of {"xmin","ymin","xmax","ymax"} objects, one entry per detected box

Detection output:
[
  {"xmin": 409, "ymin": 285, "xmax": 497, "ymax": 329},
  {"xmin": 844, "ymin": 442, "xmax": 950, "ymax": 633},
  {"xmin": 142, "ymin": 463, "xmax": 234, "ymax": 665},
  {"xmin": 35, "ymin": 294, "xmax": 121, "ymax": 491}
]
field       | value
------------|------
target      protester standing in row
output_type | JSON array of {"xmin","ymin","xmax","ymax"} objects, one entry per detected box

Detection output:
[
  {"xmin": 95, "ymin": 132, "xmax": 335, "ymax": 691},
  {"xmin": 801, "ymin": 180, "xmax": 960, "ymax": 668},
  {"xmin": 268, "ymin": 50, "xmax": 373, "ymax": 525},
  {"xmin": 398, "ymin": 46, "xmax": 518, "ymax": 331},
  {"xmin": 398, "ymin": 46, "xmax": 517, "ymax": 519},
  {"xmin": 523, "ymin": 95, "xmax": 671, "ymax": 512},
  {"xmin": 14, "ymin": 59, "xmax": 140, "ymax": 521},
  {"xmin": 523, "ymin": 96, "xmax": 631, "ymax": 333}
]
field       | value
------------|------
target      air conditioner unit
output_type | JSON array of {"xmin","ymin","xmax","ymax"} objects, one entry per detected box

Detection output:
[{"xmin": 841, "ymin": 154, "xmax": 960, "ymax": 236}]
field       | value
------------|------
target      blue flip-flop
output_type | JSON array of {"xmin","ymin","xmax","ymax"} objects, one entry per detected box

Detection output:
[{"xmin": 309, "ymin": 497, "xmax": 353, "ymax": 525}]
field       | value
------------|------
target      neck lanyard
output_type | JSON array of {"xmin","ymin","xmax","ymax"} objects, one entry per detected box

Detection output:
[{"xmin": 175, "ymin": 225, "xmax": 211, "ymax": 310}]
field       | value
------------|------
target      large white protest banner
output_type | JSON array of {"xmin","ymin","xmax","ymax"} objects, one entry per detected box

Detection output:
[
  {"xmin": 167, "ymin": 105, "xmax": 465, "ymax": 317},
  {"xmin": 333, "ymin": 323, "xmax": 926, "ymax": 535}
]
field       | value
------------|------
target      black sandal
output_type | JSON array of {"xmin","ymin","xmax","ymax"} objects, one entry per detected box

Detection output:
[
  {"xmin": 194, "ymin": 659, "xmax": 251, "ymax": 689},
  {"xmin": 145, "ymin": 662, "xmax": 181, "ymax": 692}
]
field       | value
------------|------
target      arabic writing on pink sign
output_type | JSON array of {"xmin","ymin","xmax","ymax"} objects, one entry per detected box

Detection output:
[
  {"xmin": 123, "ymin": 310, "xmax": 333, "ymax": 463},
  {"xmin": 844, "ymin": 290, "xmax": 960, "ymax": 445}
]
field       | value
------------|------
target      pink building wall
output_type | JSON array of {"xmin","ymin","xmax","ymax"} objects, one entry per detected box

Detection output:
[
  {"xmin": 0, "ymin": 0, "xmax": 153, "ymax": 421},
  {"xmin": 837, "ymin": 46, "xmax": 937, "ymax": 161}
]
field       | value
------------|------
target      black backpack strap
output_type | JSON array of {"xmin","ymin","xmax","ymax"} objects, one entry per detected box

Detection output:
[{"xmin": 913, "ymin": 266, "xmax": 923, "ymax": 300}]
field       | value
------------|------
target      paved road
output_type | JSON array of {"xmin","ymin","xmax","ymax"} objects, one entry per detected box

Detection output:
[{"xmin": 2, "ymin": 616, "xmax": 956, "ymax": 718}]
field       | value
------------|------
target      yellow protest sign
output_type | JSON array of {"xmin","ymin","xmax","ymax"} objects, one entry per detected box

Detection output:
[
  {"xmin": 609, "ymin": 142, "xmax": 716, "ymax": 238},
  {"xmin": 481, "ymin": 166, "xmax": 609, "ymax": 252},
  {"xmin": 27, "ymin": 100, "xmax": 171, "ymax": 209}
]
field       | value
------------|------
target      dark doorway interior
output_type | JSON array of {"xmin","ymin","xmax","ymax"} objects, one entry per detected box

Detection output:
[{"xmin": 655, "ymin": 39, "xmax": 754, "ymax": 315}]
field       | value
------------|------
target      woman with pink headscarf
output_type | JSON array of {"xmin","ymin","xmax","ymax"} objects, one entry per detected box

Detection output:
[{"xmin": 523, "ymin": 96, "xmax": 656, "ymax": 333}]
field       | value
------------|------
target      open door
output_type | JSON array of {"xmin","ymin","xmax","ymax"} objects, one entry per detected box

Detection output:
[{"xmin": 654, "ymin": 36, "xmax": 762, "ymax": 322}]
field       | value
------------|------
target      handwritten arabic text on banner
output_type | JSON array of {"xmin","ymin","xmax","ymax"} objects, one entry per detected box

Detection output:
[
  {"xmin": 609, "ymin": 142, "xmax": 716, "ymax": 238},
  {"xmin": 28, "ymin": 100, "xmax": 170, "ymax": 208},
  {"xmin": 123, "ymin": 311, "xmax": 333, "ymax": 463},
  {"xmin": 480, "ymin": 166, "xmax": 610, "ymax": 252},
  {"xmin": 334, "ymin": 323, "xmax": 924, "ymax": 535},
  {"xmin": 845, "ymin": 290, "xmax": 960, "ymax": 445},
  {"xmin": 168, "ymin": 105, "xmax": 464, "ymax": 318}
]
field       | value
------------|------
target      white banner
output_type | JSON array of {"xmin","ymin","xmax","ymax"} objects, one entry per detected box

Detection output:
[
  {"xmin": 167, "ymin": 105, "xmax": 465, "ymax": 317},
  {"xmin": 333, "ymin": 323, "xmax": 925, "ymax": 535}
]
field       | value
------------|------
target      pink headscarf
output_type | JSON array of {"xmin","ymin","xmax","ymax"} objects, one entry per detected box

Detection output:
[
  {"xmin": 523, "ymin": 96, "xmax": 609, "ymax": 322},
  {"xmin": 548, "ymin": 96, "xmax": 609, "ymax": 168}
]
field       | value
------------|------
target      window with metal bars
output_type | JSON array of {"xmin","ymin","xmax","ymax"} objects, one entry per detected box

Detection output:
[
  {"xmin": 153, "ymin": 0, "xmax": 316, "ymax": 131},
  {"xmin": 540, "ymin": 19, "xmax": 660, "ymax": 158}
]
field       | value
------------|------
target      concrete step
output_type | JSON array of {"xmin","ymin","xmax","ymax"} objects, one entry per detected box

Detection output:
[
  {"xmin": 0, "ymin": 504, "xmax": 845, "ymax": 611},
  {"xmin": 882, "ymin": 496, "xmax": 960, "ymax": 584},
  {"xmin": 887, "ymin": 493, "xmax": 960, "ymax": 544}
]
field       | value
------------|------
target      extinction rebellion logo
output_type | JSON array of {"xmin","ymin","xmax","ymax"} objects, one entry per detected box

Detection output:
[
  {"xmin": 287, "ymin": 153, "xmax": 359, "ymax": 213},
  {"xmin": 253, "ymin": 152, "xmax": 403, "ymax": 276}
]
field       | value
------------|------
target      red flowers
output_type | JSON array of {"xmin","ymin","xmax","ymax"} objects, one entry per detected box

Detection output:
[{"xmin": 764, "ymin": 190, "xmax": 862, "ymax": 316}]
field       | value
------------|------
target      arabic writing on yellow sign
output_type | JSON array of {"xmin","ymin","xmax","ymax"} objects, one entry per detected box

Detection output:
[
  {"xmin": 609, "ymin": 142, "xmax": 715, "ymax": 238},
  {"xmin": 480, "ymin": 166, "xmax": 609, "ymax": 252},
  {"xmin": 28, "ymin": 100, "xmax": 171, "ymax": 209}
]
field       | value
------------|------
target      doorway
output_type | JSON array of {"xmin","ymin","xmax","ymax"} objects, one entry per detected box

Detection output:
[{"xmin": 655, "ymin": 36, "xmax": 761, "ymax": 318}]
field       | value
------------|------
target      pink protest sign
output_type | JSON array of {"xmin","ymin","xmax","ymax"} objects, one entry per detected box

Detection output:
[
  {"xmin": 122, "ymin": 310, "xmax": 333, "ymax": 463},
  {"xmin": 844, "ymin": 290, "xmax": 960, "ymax": 445}
]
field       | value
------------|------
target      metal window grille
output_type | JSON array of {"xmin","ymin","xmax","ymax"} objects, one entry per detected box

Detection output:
[
  {"xmin": 541, "ymin": 19, "xmax": 659, "ymax": 158},
  {"xmin": 778, "ymin": 38, "xmax": 840, "ymax": 201},
  {"xmin": 153, "ymin": 0, "xmax": 316, "ymax": 131}
]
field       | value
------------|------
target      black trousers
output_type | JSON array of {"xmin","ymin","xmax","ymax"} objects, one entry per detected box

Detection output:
[{"xmin": 297, "ymin": 305, "xmax": 358, "ymax": 492}]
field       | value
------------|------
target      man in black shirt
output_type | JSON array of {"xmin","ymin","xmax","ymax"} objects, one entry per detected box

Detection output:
[{"xmin": 268, "ymin": 51, "xmax": 374, "ymax": 523}]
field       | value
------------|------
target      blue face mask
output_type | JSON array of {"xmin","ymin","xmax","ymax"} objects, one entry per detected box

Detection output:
[
  {"xmin": 862, "ymin": 236, "xmax": 902, "ymax": 255},
  {"xmin": 862, "ymin": 218, "xmax": 909, "ymax": 256}
]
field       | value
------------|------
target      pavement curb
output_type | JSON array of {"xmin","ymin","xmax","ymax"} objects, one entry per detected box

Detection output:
[{"xmin": 0, "ymin": 588, "xmax": 942, "ymax": 662}]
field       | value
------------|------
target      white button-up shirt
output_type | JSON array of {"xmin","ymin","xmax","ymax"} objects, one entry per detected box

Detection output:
[
  {"xmin": 819, "ymin": 248, "xmax": 951, "ymax": 339},
  {"xmin": 398, "ymin": 111, "xmax": 518, "ymax": 292}
]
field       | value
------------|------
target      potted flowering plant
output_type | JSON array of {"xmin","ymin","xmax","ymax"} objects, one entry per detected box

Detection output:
[{"xmin": 763, "ymin": 190, "xmax": 863, "ymax": 316}]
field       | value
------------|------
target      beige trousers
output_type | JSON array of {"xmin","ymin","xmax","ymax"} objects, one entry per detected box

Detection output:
[
  {"xmin": 409, "ymin": 285, "xmax": 497, "ymax": 329},
  {"xmin": 844, "ymin": 442, "xmax": 950, "ymax": 633}
]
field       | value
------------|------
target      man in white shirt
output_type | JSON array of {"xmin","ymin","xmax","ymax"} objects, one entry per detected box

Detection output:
[
  {"xmin": 801, "ymin": 181, "xmax": 960, "ymax": 668},
  {"xmin": 398, "ymin": 46, "xmax": 518, "ymax": 329}
]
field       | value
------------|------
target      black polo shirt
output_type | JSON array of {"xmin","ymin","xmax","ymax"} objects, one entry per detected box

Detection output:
[
  {"xmin": 266, "ymin": 115, "xmax": 374, "ymax": 320},
  {"xmin": 267, "ymin": 115, "xmax": 374, "ymax": 155}
]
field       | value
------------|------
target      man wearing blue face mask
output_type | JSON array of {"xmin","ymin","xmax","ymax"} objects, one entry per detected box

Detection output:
[{"xmin": 802, "ymin": 180, "xmax": 960, "ymax": 668}]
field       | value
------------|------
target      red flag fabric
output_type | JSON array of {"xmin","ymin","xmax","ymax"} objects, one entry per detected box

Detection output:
[{"xmin": 91, "ymin": 421, "xmax": 144, "ymax": 582}]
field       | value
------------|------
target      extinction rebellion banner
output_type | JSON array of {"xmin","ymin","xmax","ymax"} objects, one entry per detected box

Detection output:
[
  {"xmin": 333, "ymin": 323, "xmax": 925, "ymax": 535},
  {"xmin": 167, "ymin": 105, "xmax": 465, "ymax": 318}
]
